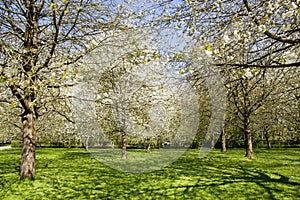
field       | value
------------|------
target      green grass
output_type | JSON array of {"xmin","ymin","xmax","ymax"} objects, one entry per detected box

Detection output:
[{"xmin": 0, "ymin": 148, "xmax": 299, "ymax": 199}]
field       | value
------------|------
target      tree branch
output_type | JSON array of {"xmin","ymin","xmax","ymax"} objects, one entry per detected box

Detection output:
[
  {"xmin": 0, "ymin": 99, "xmax": 11, "ymax": 103},
  {"xmin": 54, "ymin": 110, "xmax": 74, "ymax": 123},
  {"xmin": 243, "ymin": 0, "xmax": 300, "ymax": 44},
  {"xmin": 216, "ymin": 62, "xmax": 300, "ymax": 69},
  {"xmin": 9, "ymin": 85, "xmax": 30, "ymax": 114}
]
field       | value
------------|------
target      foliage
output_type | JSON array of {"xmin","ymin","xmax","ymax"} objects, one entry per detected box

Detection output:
[{"xmin": 9, "ymin": 140, "xmax": 22, "ymax": 148}]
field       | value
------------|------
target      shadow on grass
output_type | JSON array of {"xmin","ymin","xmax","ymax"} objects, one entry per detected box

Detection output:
[
  {"xmin": 0, "ymin": 148, "xmax": 299, "ymax": 199},
  {"xmin": 162, "ymin": 151, "xmax": 300, "ymax": 200}
]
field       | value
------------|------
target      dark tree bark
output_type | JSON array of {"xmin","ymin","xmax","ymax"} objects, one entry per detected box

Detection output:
[
  {"xmin": 157, "ymin": 136, "xmax": 161, "ymax": 149},
  {"xmin": 20, "ymin": 111, "xmax": 36, "ymax": 179},
  {"xmin": 220, "ymin": 127, "xmax": 227, "ymax": 153},
  {"xmin": 121, "ymin": 131, "xmax": 127, "ymax": 159},
  {"xmin": 264, "ymin": 132, "xmax": 272, "ymax": 149}
]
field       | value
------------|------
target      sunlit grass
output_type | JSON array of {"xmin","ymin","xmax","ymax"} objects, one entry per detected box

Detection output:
[
  {"xmin": 0, "ymin": 147, "xmax": 299, "ymax": 199},
  {"xmin": 91, "ymin": 148, "xmax": 188, "ymax": 173}
]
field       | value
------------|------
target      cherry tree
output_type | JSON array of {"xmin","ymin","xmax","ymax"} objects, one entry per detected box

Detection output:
[{"xmin": 0, "ymin": 0, "xmax": 123, "ymax": 178}]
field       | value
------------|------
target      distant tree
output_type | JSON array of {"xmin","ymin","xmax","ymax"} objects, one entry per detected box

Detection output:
[
  {"xmin": 76, "ymin": 28, "xmax": 196, "ymax": 158},
  {"xmin": 225, "ymin": 68, "xmax": 288, "ymax": 158},
  {"xmin": 152, "ymin": 0, "xmax": 299, "ymax": 157},
  {"xmin": 252, "ymin": 67, "xmax": 300, "ymax": 148},
  {"xmin": 0, "ymin": 102, "xmax": 21, "ymax": 143},
  {"xmin": 36, "ymin": 97, "xmax": 77, "ymax": 148}
]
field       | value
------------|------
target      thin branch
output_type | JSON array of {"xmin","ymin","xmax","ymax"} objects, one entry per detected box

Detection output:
[
  {"xmin": 248, "ymin": 44, "xmax": 294, "ymax": 64},
  {"xmin": 215, "ymin": 62, "xmax": 300, "ymax": 69},
  {"xmin": 54, "ymin": 110, "xmax": 74, "ymax": 123}
]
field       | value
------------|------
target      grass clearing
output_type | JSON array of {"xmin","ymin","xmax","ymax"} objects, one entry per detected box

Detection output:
[{"xmin": 0, "ymin": 148, "xmax": 299, "ymax": 199}]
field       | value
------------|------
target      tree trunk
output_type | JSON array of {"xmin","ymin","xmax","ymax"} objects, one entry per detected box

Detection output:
[
  {"xmin": 19, "ymin": 1, "xmax": 39, "ymax": 179},
  {"xmin": 244, "ymin": 127, "xmax": 253, "ymax": 159},
  {"xmin": 110, "ymin": 134, "xmax": 115, "ymax": 149},
  {"xmin": 157, "ymin": 136, "xmax": 161, "ymax": 149},
  {"xmin": 147, "ymin": 143, "xmax": 151, "ymax": 153},
  {"xmin": 211, "ymin": 133, "xmax": 215, "ymax": 149},
  {"xmin": 265, "ymin": 132, "xmax": 272, "ymax": 149},
  {"xmin": 111, "ymin": 140, "xmax": 115, "ymax": 149},
  {"xmin": 20, "ymin": 112, "xmax": 36, "ymax": 179},
  {"xmin": 121, "ymin": 131, "xmax": 126, "ymax": 159},
  {"xmin": 221, "ymin": 127, "xmax": 227, "ymax": 153},
  {"xmin": 84, "ymin": 136, "xmax": 89, "ymax": 151},
  {"xmin": 68, "ymin": 136, "xmax": 71, "ymax": 148}
]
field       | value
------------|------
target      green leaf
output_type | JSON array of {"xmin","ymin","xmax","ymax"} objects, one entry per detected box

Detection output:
[
  {"xmin": 10, "ymin": 102, "xmax": 17, "ymax": 108},
  {"xmin": 205, "ymin": 42, "xmax": 213, "ymax": 51}
]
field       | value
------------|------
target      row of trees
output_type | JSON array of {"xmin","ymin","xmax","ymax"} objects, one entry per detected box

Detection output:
[
  {"xmin": 0, "ymin": 0, "xmax": 299, "ymax": 178},
  {"xmin": 156, "ymin": 0, "xmax": 300, "ymax": 159}
]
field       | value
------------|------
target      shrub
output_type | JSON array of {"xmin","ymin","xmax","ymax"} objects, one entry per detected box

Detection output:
[{"xmin": 10, "ymin": 140, "xmax": 22, "ymax": 147}]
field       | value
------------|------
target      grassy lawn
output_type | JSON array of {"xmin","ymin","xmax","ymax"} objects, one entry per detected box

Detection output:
[{"xmin": 0, "ymin": 148, "xmax": 299, "ymax": 200}]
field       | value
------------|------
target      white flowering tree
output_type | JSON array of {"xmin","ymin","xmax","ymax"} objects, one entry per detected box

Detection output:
[
  {"xmin": 146, "ymin": 0, "xmax": 299, "ymax": 158},
  {"xmin": 154, "ymin": 0, "xmax": 299, "ymax": 68},
  {"xmin": 225, "ymin": 67, "xmax": 293, "ymax": 158},
  {"xmin": 0, "ymin": 0, "xmax": 124, "ymax": 178}
]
